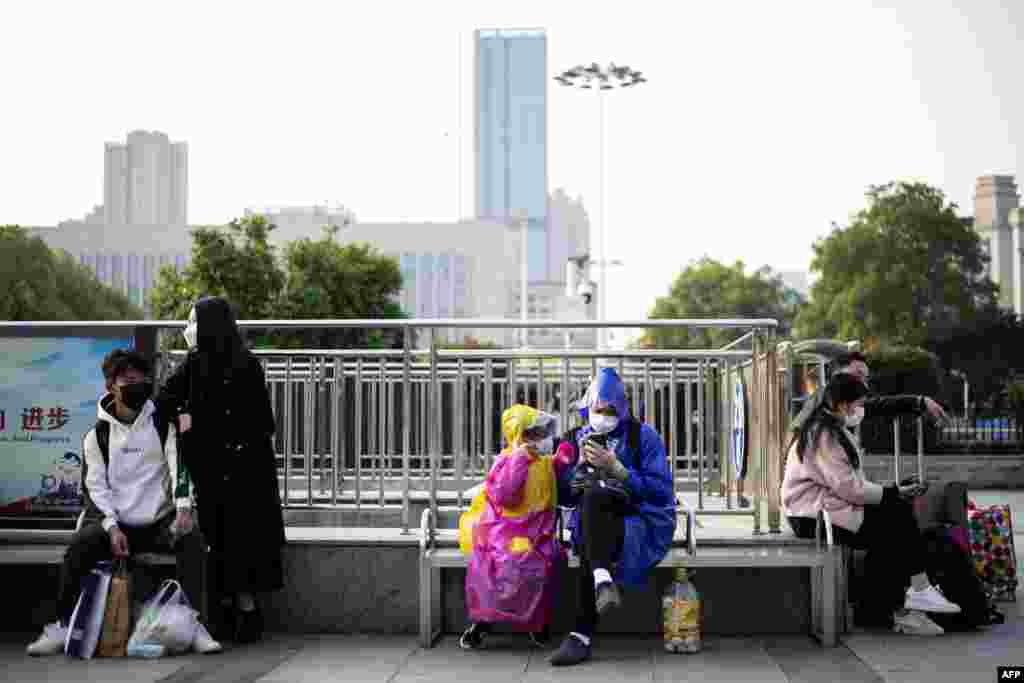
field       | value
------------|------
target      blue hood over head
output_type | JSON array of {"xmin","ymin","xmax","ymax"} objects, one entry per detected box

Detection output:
[{"xmin": 578, "ymin": 367, "xmax": 630, "ymax": 423}]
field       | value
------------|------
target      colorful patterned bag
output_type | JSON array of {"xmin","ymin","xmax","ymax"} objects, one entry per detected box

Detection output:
[{"xmin": 967, "ymin": 502, "xmax": 1018, "ymax": 602}]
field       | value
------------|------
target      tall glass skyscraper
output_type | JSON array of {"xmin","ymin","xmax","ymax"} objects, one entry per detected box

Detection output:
[{"xmin": 475, "ymin": 29, "xmax": 548, "ymax": 282}]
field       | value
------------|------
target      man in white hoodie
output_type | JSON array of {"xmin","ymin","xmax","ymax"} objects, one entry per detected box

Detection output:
[{"xmin": 27, "ymin": 349, "xmax": 220, "ymax": 656}]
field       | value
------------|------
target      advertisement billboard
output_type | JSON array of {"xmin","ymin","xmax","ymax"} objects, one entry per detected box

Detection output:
[{"xmin": 0, "ymin": 332, "xmax": 134, "ymax": 515}]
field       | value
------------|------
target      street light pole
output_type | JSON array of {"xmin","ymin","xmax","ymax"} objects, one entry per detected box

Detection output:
[
  {"xmin": 516, "ymin": 209, "xmax": 529, "ymax": 349},
  {"xmin": 555, "ymin": 62, "xmax": 646, "ymax": 350}
]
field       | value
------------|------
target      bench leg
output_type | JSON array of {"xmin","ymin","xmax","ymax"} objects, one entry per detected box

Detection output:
[
  {"xmin": 419, "ymin": 555, "xmax": 442, "ymax": 649},
  {"xmin": 820, "ymin": 550, "xmax": 837, "ymax": 647}
]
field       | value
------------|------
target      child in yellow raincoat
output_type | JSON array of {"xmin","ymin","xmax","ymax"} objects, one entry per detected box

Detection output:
[{"xmin": 458, "ymin": 405, "xmax": 578, "ymax": 650}]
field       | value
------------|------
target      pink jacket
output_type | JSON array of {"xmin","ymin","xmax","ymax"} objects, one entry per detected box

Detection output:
[{"xmin": 781, "ymin": 426, "xmax": 884, "ymax": 533}]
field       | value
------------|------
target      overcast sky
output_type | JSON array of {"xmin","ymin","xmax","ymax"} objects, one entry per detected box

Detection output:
[{"xmin": 2, "ymin": 0, "xmax": 1021, "ymax": 321}]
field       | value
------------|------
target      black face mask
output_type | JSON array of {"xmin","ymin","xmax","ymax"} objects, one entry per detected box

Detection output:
[{"xmin": 118, "ymin": 382, "xmax": 153, "ymax": 412}]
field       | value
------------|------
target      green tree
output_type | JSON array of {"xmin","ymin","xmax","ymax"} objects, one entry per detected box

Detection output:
[
  {"xmin": 0, "ymin": 225, "xmax": 143, "ymax": 320},
  {"xmin": 637, "ymin": 257, "xmax": 800, "ymax": 349},
  {"xmin": 794, "ymin": 181, "xmax": 999, "ymax": 347},
  {"xmin": 149, "ymin": 215, "xmax": 285, "ymax": 323},
  {"xmin": 272, "ymin": 226, "xmax": 407, "ymax": 349}
]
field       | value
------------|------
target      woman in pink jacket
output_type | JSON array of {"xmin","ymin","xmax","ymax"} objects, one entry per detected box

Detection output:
[{"xmin": 781, "ymin": 373, "xmax": 961, "ymax": 635}]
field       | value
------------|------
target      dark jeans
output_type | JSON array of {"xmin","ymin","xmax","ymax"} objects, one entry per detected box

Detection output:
[
  {"xmin": 574, "ymin": 486, "xmax": 629, "ymax": 638},
  {"xmin": 788, "ymin": 498, "xmax": 927, "ymax": 617},
  {"xmin": 56, "ymin": 513, "xmax": 204, "ymax": 625}
]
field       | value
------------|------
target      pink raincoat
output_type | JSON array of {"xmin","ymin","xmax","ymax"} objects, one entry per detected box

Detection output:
[{"xmin": 465, "ymin": 406, "xmax": 577, "ymax": 630}]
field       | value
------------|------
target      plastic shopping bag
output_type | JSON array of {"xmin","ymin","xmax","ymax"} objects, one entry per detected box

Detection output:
[
  {"xmin": 96, "ymin": 559, "xmax": 132, "ymax": 657},
  {"xmin": 458, "ymin": 488, "xmax": 488, "ymax": 556},
  {"xmin": 128, "ymin": 579, "xmax": 199, "ymax": 655},
  {"xmin": 65, "ymin": 560, "xmax": 114, "ymax": 659}
]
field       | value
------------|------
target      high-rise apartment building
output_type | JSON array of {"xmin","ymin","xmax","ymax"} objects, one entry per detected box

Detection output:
[
  {"xmin": 103, "ymin": 130, "xmax": 187, "ymax": 225},
  {"xmin": 475, "ymin": 28, "xmax": 548, "ymax": 282}
]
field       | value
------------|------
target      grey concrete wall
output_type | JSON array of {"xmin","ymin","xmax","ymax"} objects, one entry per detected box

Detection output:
[
  {"xmin": 862, "ymin": 454, "xmax": 1024, "ymax": 488},
  {"xmin": 441, "ymin": 566, "xmax": 812, "ymax": 636},
  {"xmin": 3, "ymin": 544, "xmax": 812, "ymax": 636}
]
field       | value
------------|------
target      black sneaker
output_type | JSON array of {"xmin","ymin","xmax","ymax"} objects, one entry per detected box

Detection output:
[
  {"xmin": 595, "ymin": 581, "xmax": 622, "ymax": 616},
  {"xmin": 549, "ymin": 634, "xmax": 591, "ymax": 666},
  {"xmin": 459, "ymin": 622, "xmax": 489, "ymax": 650}
]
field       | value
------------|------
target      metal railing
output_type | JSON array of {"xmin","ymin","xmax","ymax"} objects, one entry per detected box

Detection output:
[{"xmin": 1, "ymin": 318, "xmax": 782, "ymax": 535}]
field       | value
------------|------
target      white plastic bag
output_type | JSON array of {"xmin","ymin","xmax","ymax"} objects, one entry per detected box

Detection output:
[{"xmin": 127, "ymin": 579, "xmax": 198, "ymax": 655}]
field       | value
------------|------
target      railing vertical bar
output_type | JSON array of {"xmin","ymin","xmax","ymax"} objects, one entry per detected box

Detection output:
[
  {"xmin": 484, "ymin": 358, "xmax": 494, "ymax": 473},
  {"xmin": 305, "ymin": 357, "xmax": 315, "ymax": 507},
  {"xmin": 283, "ymin": 357, "xmax": 293, "ymax": 508},
  {"xmin": 379, "ymin": 358, "xmax": 387, "ymax": 510},
  {"xmin": 894, "ymin": 416, "xmax": 902, "ymax": 483},
  {"xmin": 917, "ymin": 415, "xmax": 925, "ymax": 482},
  {"xmin": 402, "ymin": 330, "xmax": 412, "ymax": 533},
  {"xmin": 561, "ymin": 358, "xmax": 570, "ymax": 439},
  {"xmin": 697, "ymin": 358, "xmax": 705, "ymax": 511},
  {"xmin": 751, "ymin": 331, "xmax": 762, "ymax": 534},
  {"xmin": 456, "ymin": 357, "xmax": 465, "ymax": 509},
  {"xmin": 669, "ymin": 358, "xmax": 678, "ymax": 483},
  {"xmin": 725, "ymin": 359, "xmax": 733, "ymax": 511},
  {"xmin": 429, "ymin": 329, "xmax": 440, "ymax": 538},
  {"xmin": 331, "ymin": 357, "xmax": 341, "ymax": 508},
  {"xmin": 355, "ymin": 357, "xmax": 363, "ymax": 515}
]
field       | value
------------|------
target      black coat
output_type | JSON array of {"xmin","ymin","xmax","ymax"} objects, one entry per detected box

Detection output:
[{"xmin": 156, "ymin": 350, "xmax": 285, "ymax": 593}]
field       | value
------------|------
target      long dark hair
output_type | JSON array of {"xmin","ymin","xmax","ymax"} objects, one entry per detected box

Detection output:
[
  {"xmin": 188, "ymin": 296, "xmax": 250, "ymax": 405},
  {"xmin": 790, "ymin": 372, "xmax": 869, "ymax": 466}
]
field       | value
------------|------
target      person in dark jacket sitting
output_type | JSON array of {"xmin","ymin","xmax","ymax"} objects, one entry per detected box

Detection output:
[{"xmin": 155, "ymin": 296, "xmax": 286, "ymax": 644}]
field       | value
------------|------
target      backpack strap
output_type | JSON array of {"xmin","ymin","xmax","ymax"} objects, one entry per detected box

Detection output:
[
  {"xmin": 80, "ymin": 420, "xmax": 110, "ymax": 520},
  {"xmin": 629, "ymin": 420, "xmax": 642, "ymax": 454},
  {"xmin": 151, "ymin": 408, "xmax": 172, "ymax": 450},
  {"xmin": 95, "ymin": 420, "xmax": 110, "ymax": 466}
]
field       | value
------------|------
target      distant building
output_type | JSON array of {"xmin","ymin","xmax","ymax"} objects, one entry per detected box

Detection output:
[
  {"xmin": 101, "ymin": 130, "xmax": 187, "ymax": 226},
  {"xmin": 972, "ymin": 175, "xmax": 1024, "ymax": 316}
]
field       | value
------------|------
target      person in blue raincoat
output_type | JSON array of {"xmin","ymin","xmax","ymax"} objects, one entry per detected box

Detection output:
[{"xmin": 549, "ymin": 368, "xmax": 676, "ymax": 667}]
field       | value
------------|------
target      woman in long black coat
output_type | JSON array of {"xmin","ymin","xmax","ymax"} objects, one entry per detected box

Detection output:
[{"xmin": 155, "ymin": 295, "xmax": 285, "ymax": 643}]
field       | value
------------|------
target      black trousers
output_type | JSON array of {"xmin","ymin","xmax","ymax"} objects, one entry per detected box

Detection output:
[
  {"xmin": 56, "ymin": 513, "xmax": 204, "ymax": 624},
  {"xmin": 574, "ymin": 486, "xmax": 629, "ymax": 637},
  {"xmin": 789, "ymin": 498, "xmax": 927, "ymax": 617}
]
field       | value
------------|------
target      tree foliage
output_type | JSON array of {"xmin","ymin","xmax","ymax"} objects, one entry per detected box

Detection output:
[
  {"xmin": 636, "ymin": 257, "xmax": 801, "ymax": 349},
  {"xmin": 0, "ymin": 225, "xmax": 143, "ymax": 320},
  {"xmin": 794, "ymin": 181, "xmax": 1000, "ymax": 348},
  {"xmin": 149, "ymin": 219, "xmax": 409, "ymax": 349}
]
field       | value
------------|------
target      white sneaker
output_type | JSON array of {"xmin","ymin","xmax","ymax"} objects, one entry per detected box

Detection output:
[
  {"xmin": 192, "ymin": 622, "xmax": 222, "ymax": 654},
  {"xmin": 26, "ymin": 622, "xmax": 68, "ymax": 656},
  {"xmin": 904, "ymin": 585, "xmax": 961, "ymax": 614},
  {"xmin": 893, "ymin": 610, "xmax": 945, "ymax": 636}
]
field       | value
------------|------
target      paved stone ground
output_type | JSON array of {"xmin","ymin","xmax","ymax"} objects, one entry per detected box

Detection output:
[{"xmin": 3, "ymin": 491, "xmax": 1020, "ymax": 683}]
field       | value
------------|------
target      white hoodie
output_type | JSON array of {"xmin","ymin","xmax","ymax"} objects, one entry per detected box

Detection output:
[{"xmin": 83, "ymin": 396, "xmax": 191, "ymax": 532}]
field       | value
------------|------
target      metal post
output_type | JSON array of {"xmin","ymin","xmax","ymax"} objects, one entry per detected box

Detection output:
[
  {"xmin": 456, "ymin": 357, "xmax": 465, "ymax": 509},
  {"xmin": 283, "ymin": 357, "xmax": 293, "ymax": 509},
  {"xmin": 379, "ymin": 358, "xmax": 386, "ymax": 509},
  {"xmin": 355, "ymin": 357, "xmax": 363, "ymax": 515},
  {"xmin": 484, "ymin": 358, "xmax": 494, "ymax": 472},
  {"xmin": 597, "ymin": 89, "xmax": 608, "ymax": 351},
  {"xmin": 917, "ymin": 415, "xmax": 925, "ymax": 483},
  {"xmin": 402, "ymin": 332, "xmax": 412, "ymax": 532},
  {"xmin": 697, "ymin": 359, "xmax": 705, "ymax": 511},
  {"xmin": 429, "ymin": 329, "xmax": 440, "ymax": 538},
  {"xmin": 893, "ymin": 416, "xmax": 901, "ymax": 483},
  {"xmin": 332, "ymin": 357, "xmax": 341, "ymax": 507},
  {"xmin": 725, "ymin": 359, "xmax": 733, "ymax": 511},
  {"xmin": 305, "ymin": 358, "xmax": 315, "ymax": 507},
  {"xmin": 751, "ymin": 332, "xmax": 762, "ymax": 535}
]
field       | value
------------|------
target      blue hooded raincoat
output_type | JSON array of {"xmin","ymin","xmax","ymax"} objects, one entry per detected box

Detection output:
[{"xmin": 559, "ymin": 368, "xmax": 677, "ymax": 588}]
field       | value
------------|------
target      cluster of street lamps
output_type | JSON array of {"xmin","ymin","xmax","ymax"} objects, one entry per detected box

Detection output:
[{"xmin": 553, "ymin": 62, "xmax": 646, "ymax": 351}]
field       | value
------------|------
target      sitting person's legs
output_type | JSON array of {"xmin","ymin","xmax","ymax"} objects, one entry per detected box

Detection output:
[{"xmin": 551, "ymin": 486, "xmax": 627, "ymax": 666}]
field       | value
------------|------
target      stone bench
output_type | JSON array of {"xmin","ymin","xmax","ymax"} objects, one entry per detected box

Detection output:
[{"xmin": 418, "ymin": 505, "xmax": 843, "ymax": 649}]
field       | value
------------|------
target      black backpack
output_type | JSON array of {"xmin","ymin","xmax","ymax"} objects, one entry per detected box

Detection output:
[{"xmin": 80, "ymin": 410, "xmax": 173, "ymax": 520}]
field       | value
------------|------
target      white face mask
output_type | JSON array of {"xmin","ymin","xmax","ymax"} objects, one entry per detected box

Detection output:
[
  {"xmin": 183, "ymin": 308, "xmax": 198, "ymax": 350},
  {"xmin": 846, "ymin": 406, "xmax": 865, "ymax": 428},
  {"xmin": 530, "ymin": 437, "xmax": 554, "ymax": 454},
  {"xmin": 589, "ymin": 412, "xmax": 619, "ymax": 434}
]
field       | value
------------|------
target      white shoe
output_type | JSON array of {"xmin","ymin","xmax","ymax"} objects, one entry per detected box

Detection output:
[
  {"xmin": 893, "ymin": 610, "xmax": 944, "ymax": 636},
  {"xmin": 26, "ymin": 622, "xmax": 68, "ymax": 656},
  {"xmin": 192, "ymin": 622, "xmax": 222, "ymax": 654},
  {"xmin": 904, "ymin": 585, "xmax": 961, "ymax": 614}
]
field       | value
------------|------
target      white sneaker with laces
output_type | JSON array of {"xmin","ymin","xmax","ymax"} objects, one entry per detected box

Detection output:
[
  {"xmin": 893, "ymin": 610, "xmax": 944, "ymax": 636},
  {"xmin": 193, "ymin": 622, "xmax": 223, "ymax": 654},
  {"xmin": 26, "ymin": 622, "xmax": 68, "ymax": 656},
  {"xmin": 904, "ymin": 585, "xmax": 961, "ymax": 614}
]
